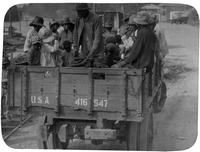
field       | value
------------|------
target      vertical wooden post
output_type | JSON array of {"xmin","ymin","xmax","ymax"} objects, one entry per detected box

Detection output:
[{"xmin": 8, "ymin": 9, "xmax": 12, "ymax": 37}]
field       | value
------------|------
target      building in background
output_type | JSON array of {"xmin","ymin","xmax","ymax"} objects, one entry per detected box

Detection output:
[{"xmin": 158, "ymin": 3, "xmax": 191, "ymax": 22}]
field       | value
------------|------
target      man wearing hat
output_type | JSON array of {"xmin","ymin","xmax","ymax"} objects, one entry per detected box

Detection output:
[
  {"xmin": 49, "ymin": 18, "xmax": 60, "ymax": 35},
  {"xmin": 73, "ymin": 3, "xmax": 104, "ymax": 59},
  {"xmin": 149, "ymin": 13, "xmax": 169, "ymax": 59},
  {"xmin": 103, "ymin": 22, "xmax": 115, "ymax": 45},
  {"xmin": 27, "ymin": 36, "xmax": 42, "ymax": 66},
  {"xmin": 58, "ymin": 17, "xmax": 75, "ymax": 49},
  {"xmin": 24, "ymin": 16, "xmax": 45, "ymax": 52},
  {"xmin": 113, "ymin": 11, "xmax": 157, "ymax": 72}
]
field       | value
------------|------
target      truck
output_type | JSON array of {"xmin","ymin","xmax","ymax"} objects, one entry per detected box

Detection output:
[{"xmin": 6, "ymin": 59, "xmax": 166, "ymax": 150}]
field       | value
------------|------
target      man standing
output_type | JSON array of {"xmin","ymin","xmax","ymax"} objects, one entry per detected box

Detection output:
[
  {"xmin": 73, "ymin": 3, "xmax": 104, "ymax": 59},
  {"xmin": 24, "ymin": 16, "xmax": 45, "ymax": 52},
  {"xmin": 114, "ymin": 11, "xmax": 156, "ymax": 72}
]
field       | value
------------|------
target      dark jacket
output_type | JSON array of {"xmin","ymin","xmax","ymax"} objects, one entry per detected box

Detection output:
[
  {"xmin": 124, "ymin": 26, "xmax": 156, "ymax": 72},
  {"xmin": 73, "ymin": 11, "xmax": 104, "ymax": 56}
]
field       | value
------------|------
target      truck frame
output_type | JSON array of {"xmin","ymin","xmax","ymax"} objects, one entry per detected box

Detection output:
[{"xmin": 6, "ymin": 60, "xmax": 166, "ymax": 150}]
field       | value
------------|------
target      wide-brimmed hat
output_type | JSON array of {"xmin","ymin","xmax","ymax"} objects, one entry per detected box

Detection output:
[
  {"xmin": 104, "ymin": 22, "xmax": 113, "ymax": 28},
  {"xmin": 133, "ymin": 11, "xmax": 150, "ymax": 25},
  {"xmin": 30, "ymin": 36, "xmax": 42, "ymax": 45},
  {"xmin": 61, "ymin": 17, "xmax": 74, "ymax": 26},
  {"xmin": 148, "ymin": 13, "xmax": 158, "ymax": 24},
  {"xmin": 119, "ymin": 24, "xmax": 129, "ymax": 36},
  {"xmin": 128, "ymin": 14, "xmax": 137, "ymax": 25},
  {"xmin": 74, "ymin": 3, "xmax": 91, "ymax": 11},
  {"xmin": 40, "ymin": 28, "xmax": 56, "ymax": 43},
  {"xmin": 29, "ymin": 16, "xmax": 45, "ymax": 27},
  {"xmin": 49, "ymin": 18, "xmax": 60, "ymax": 28}
]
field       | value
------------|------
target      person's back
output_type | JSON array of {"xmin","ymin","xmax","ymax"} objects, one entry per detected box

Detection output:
[
  {"xmin": 112, "ymin": 11, "xmax": 157, "ymax": 72},
  {"xmin": 154, "ymin": 24, "xmax": 169, "ymax": 57}
]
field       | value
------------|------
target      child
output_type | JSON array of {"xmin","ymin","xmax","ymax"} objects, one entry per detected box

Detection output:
[
  {"xmin": 27, "ymin": 36, "xmax": 42, "ymax": 66},
  {"xmin": 61, "ymin": 40, "xmax": 74, "ymax": 66},
  {"xmin": 105, "ymin": 43, "xmax": 120, "ymax": 67}
]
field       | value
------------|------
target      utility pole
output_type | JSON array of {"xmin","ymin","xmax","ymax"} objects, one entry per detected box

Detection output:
[
  {"xmin": 8, "ymin": 8, "xmax": 12, "ymax": 37},
  {"xmin": 93, "ymin": 3, "xmax": 96, "ymax": 14}
]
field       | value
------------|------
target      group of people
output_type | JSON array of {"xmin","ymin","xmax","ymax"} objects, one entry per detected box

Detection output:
[{"xmin": 23, "ymin": 3, "xmax": 169, "ymax": 72}]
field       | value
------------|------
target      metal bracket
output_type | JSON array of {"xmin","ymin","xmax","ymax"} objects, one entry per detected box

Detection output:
[
  {"xmin": 88, "ymin": 69, "xmax": 94, "ymax": 116},
  {"xmin": 121, "ymin": 70, "xmax": 127, "ymax": 119}
]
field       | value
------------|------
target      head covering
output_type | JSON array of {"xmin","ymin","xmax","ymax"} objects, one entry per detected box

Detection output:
[
  {"xmin": 74, "ymin": 3, "xmax": 91, "ymax": 11},
  {"xmin": 104, "ymin": 22, "xmax": 113, "ymax": 28},
  {"xmin": 61, "ymin": 17, "xmax": 74, "ymax": 26},
  {"xmin": 148, "ymin": 13, "xmax": 158, "ymax": 25},
  {"xmin": 40, "ymin": 28, "xmax": 56, "ymax": 43},
  {"xmin": 30, "ymin": 36, "xmax": 42, "ymax": 45},
  {"xmin": 128, "ymin": 14, "xmax": 137, "ymax": 25},
  {"xmin": 133, "ymin": 11, "xmax": 150, "ymax": 25},
  {"xmin": 119, "ymin": 24, "xmax": 129, "ymax": 36},
  {"xmin": 49, "ymin": 18, "xmax": 60, "ymax": 28},
  {"xmin": 105, "ymin": 43, "xmax": 117, "ymax": 53},
  {"xmin": 63, "ymin": 40, "xmax": 72, "ymax": 49},
  {"xmin": 29, "ymin": 16, "xmax": 45, "ymax": 27},
  {"xmin": 115, "ymin": 35, "xmax": 122, "ymax": 44},
  {"xmin": 105, "ymin": 36, "xmax": 116, "ymax": 45}
]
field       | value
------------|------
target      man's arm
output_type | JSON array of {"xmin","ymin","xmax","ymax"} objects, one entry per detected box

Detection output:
[
  {"xmin": 24, "ymin": 31, "xmax": 32, "ymax": 52},
  {"xmin": 92, "ymin": 17, "xmax": 103, "ymax": 54},
  {"xmin": 124, "ymin": 34, "xmax": 144, "ymax": 64}
]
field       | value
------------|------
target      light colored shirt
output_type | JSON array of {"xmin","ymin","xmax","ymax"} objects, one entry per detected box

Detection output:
[
  {"xmin": 40, "ymin": 40, "xmax": 59, "ymax": 67},
  {"xmin": 24, "ymin": 29, "xmax": 40, "ymax": 52},
  {"xmin": 154, "ymin": 24, "xmax": 169, "ymax": 57},
  {"xmin": 58, "ymin": 29, "xmax": 73, "ymax": 48}
]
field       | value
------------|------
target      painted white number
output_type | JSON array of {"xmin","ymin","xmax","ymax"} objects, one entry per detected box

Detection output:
[
  {"xmin": 75, "ymin": 98, "xmax": 88, "ymax": 106},
  {"xmin": 75, "ymin": 98, "xmax": 108, "ymax": 108}
]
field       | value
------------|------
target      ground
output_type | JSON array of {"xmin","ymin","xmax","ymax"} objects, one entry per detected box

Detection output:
[{"xmin": 1, "ymin": 22, "xmax": 199, "ymax": 151}]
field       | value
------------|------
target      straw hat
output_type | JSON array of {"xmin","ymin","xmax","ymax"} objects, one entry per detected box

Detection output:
[
  {"xmin": 133, "ymin": 11, "xmax": 150, "ymax": 25},
  {"xmin": 49, "ymin": 18, "xmax": 60, "ymax": 28},
  {"xmin": 74, "ymin": 3, "xmax": 91, "ymax": 11},
  {"xmin": 29, "ymin": 16, "xmax": 45, "ymax": 27},
  {"xmin": 61, "ymin": 17, "xmax": 74, "ymax": 26},
  {"xmin": 40, "ymin": 28, "xmax": 56, "ymax": 43},
  {"xmin": 128, "ymin": 14, "xmax": 137, "ymax": 25}
]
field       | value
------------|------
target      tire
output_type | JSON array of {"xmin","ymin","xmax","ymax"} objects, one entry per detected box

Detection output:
[
  {"xmin": 37, "ymin": 116, "xmax": 70, "ymax": 149},
  {"xmin": 126, "ymin": 107, "xmax": 154, "ymax": 150},
  {"xmin": 153, "ymin": 82, "xmax": 167, "ymax": 113}
]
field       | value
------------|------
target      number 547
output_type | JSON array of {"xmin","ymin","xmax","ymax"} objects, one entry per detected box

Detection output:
[{"xmin": 94, "ymin": 99, "xmax": 108, "ymax": 108}]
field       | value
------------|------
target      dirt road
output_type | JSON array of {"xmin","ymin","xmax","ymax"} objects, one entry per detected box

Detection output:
[{"xmin": 1, "ymin": 22, "xmax": 199, "ymax": 151}]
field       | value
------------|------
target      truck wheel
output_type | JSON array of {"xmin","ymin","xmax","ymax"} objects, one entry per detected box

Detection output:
[
  {"xmin": 126, "ymin": 107, "xmax": 153, "ymax": 150},
  {"xmin": 153, "ymin": 82, "xmax": 167, "ymax": 113},
  {"xmin": 46, "ymin": 133, "xmax": 70, "ymax": 149},
  {"xmin": 37, "ymin": 116, "xmax": 70, "ymax": 149}
]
